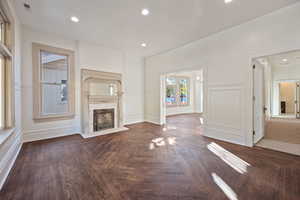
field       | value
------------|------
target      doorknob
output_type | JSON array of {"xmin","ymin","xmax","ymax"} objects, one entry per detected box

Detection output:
[{"xmin": 263, "ymin": 107, "xmax": 267, "ymax": 113}]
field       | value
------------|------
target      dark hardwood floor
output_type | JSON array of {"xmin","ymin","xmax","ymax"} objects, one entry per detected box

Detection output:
[{"xmin": 1, "ymin": 114, "xmax": 300, "ymax": 200}]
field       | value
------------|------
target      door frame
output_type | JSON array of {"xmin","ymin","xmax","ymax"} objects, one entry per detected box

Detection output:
[{"xmin": 159, "ymin": 66, "xmax": 206, "ymax": 125}]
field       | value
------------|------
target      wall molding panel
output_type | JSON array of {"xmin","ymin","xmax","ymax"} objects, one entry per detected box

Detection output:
[
  {"xmin": 22, "ymin": 126, "xmax": 80, "ymax": 143},
  {"xmin": 204, "ymin": 84, "xmax": 246, "ymax": 145}
]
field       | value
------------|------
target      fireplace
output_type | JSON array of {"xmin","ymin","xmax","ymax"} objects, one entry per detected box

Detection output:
[
  {"xmin": 81, "ymin": 69, "xmax": 128, "ymax": 138},
  {"xmin": 93, "ymin": 109, "xmax": 115, "ymax": 131}
]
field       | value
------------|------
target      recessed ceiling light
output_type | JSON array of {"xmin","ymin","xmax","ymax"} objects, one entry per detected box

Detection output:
[
  {"xmin": 71, "ymin": 16, "xmax": 79, "ymax": 23},
  {"xmin": 282, "ymin": 58, "xmax": 288, "ymax": 62},
  {"xmin": 141, "ymin": 9, "xmax": 150, "ymax": 16},
  {"xmin": 225, "ymin": 0, "xmax": 233, "ymax": 4},
  {"xmin": 141, "ymin": 43, "xmax": 147, "ymax": 47}
]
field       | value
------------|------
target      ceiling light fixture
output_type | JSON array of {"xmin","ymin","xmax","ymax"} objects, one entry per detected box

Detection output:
[
  {"xmin": 141, "ymin": 43, "xmax": 147, "ymax": 47},
  {"xmin": 225, "ymin": 0, "xmax": 233, "ymax": 4},
  {"xmin": 141, "ymin": 9, "xmax": 150, "ymax": 16},
  {"xmin": 23, "ymin": 3, "xmax": 31, "ymax": 9},
  {"xmin": 71, "ymin": 16, "xmax": 79, "ymax": 23},
  {"xmin": 282, "ymin": 58, "xmax": 288, "ymax": 62}
]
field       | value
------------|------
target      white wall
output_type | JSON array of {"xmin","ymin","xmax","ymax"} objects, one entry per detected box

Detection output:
[
  {"xmin": 21, "ymin": 26, "xmax": 144, "ymax": 142},
  {"xmin": 123, "ymin": 53, "xmax": 144, "ymax": 124},
  {"xmin": 0, "ymin": 0, "xmax": 22, "ymax": 189},
  {"xmin": 145, "ymin": 3, "xmax": 300, "ymax": 146}
]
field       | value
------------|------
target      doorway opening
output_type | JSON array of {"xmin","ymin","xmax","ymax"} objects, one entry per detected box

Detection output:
[
  {"xmin": 160, "ymin": 69, "xmax": 204, "ymax": 126},
  {"xmin": 252, "ymin": 50, "xmax": 300, "ymax": 155}
]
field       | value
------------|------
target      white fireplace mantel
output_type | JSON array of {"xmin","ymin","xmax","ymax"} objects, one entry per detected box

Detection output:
[{"xmin": 81, "ymin": 69, "xmax": 128, "ymax": 139}]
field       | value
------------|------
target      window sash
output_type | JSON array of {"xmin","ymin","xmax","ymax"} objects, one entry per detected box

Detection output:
[
  {"xmin": 0, "ymin": 3, "xmax": 13, "ymax": 130},
  {"xmin": 0, "ymin": 55, "xmax": 4, "ymax": 129}
]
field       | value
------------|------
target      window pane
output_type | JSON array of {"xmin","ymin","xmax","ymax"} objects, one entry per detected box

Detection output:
[
  {"xmin": 166, "ymin": 77, "xmax": 176, "ymax": 85},
  {"xmin": 166, "ymin": 86, "xmax": 177, "ymax": 105},
  {"xmin": 179, "ymin": 79, "xmax": 188, "ymax": 105},
  {"xmin": 0, "ymin": 14, "xmax": 4, "ymax": 43},
  {"xmin": 0, "ymin": 57, "xmax": 4, "ymax": 128},
  {"xmin": 41, "ymin": 51, "xmax": 68, "ymax": 83},
  {"xmin": 40, "ymin": 51, "xmax": 69, "ymax": 115},
  {"xmin": 42, "ymin": 84, "xmax": 68, "ymax": 114}
]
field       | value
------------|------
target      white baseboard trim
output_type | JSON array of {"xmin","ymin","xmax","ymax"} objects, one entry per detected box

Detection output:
[
  {"xmin": 22, "ymin": 126, "xmax": 80, "ymax": 143},
  {"xmin": 124, "ymin": 119, "xmax": 145, "ymax": 125},
  {"xmin": 203, "ymin": 126, "xmax": 247, "ymax": 146},
  {"xmin": 144, "ymin": 114, "xmax": 161, "ymax": 125},
  {"xmin": 0, "ymin": 134, "xmax": 22, "ymax": 190},
  {"xmin": 124, "ymin": 114, "xmax": 144, "ymax": 125},
  {"xmin": 144, "ymin": 120, "xmax": 161, "ymax": 125}
]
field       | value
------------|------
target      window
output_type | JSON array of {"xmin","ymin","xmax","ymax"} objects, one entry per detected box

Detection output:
[
  {"xmin": 32, "ymin": 43, "xmax": 75, "ymax": 121},
  {"xmin": 0, "ymin": 56, "xmax": 4, "ymax": 129},
  {"xmin": 166, "ymin": 76, "xmax": 190, "ymax": 106},
  {"xmin": 0, "ymin": 3, "xmax": 13, "ymax": 130}
]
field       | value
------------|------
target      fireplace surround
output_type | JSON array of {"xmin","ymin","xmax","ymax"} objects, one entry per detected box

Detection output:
[{"xmin": 81, "ymin": 69, "xmax": 128, "ymax": 138}]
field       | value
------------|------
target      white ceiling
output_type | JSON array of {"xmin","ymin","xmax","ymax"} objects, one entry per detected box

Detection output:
[{"xmin": 14, "ymin": 0, "xmax": 299, "ymax": 57}]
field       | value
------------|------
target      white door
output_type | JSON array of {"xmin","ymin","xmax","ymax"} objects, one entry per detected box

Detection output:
[{"xmin": 253, "ymin": 62, "xmax": 265, "ymax": 144}]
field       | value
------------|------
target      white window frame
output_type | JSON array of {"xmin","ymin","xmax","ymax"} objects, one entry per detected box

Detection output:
[
  {"xmin": 0, "ymin": 0, "xmax": 16, "ymax": 146},
  {"xmin": 166, "ymin": 76, "xmax": 190, "ymax": 107},
  {"xmin": 0, "ymin": 1, "xmax": 14, "ymax": 131},
  {"xmin": 32, "ymin": 43, "xmax": 75, "ymax": 121}
]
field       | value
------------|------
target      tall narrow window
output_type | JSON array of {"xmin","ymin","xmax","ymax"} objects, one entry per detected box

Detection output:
[
  {"xmin": 33, "ymin": 43, "xmax": 75, "ymax": 121},
  {"xmin": 166, "ymin": 77, "xmax": 177, "ymax": 106},
  {"xmin": 179, "ymin": 78, "xmax": 189, "ymax": 105},
  {"xmin": 166, "ymin": 76, "xmax": 190, "ymax": 107},
  {"xmin": 0, "ymin": 3, "xmax": 14, "ymax": 131}
]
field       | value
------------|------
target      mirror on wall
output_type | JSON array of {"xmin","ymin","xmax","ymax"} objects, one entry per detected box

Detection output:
[{"xmin": 89, "ymin": 82, "xmax": 118, "ymax": 96}]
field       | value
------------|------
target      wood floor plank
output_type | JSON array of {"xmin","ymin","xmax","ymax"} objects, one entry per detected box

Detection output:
[{"xmin": 1, "ymin": 114, "xmax": 300, "ymax": 200}]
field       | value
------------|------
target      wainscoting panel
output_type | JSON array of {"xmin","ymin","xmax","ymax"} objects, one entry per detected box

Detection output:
[
  {"xmin": 204, "ymin": 84, "xmax": 246, "ymax": 145},
  {"xmin": 22, "ymin": 126, "xmax": 81, "ymax": 143}
]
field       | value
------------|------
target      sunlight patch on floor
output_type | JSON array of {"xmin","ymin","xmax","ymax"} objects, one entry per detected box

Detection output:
[
  {"xmin": 149, "ymin": 137, "xmax": 177, "ymax": 150},
  {"xmin": 212, "ymin": 173, "xmax": 238, "ymax": 200},
  {"xmin": 199, "ymin": 117, "xmax": 204, "ymax": 124},
  {"xmin": 207, "ymin": 142, "xmax": 250, "ymax": 174},
  {"xmin": 162, "ymin": 125, "xmax": 177, "ymax": 132}
]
